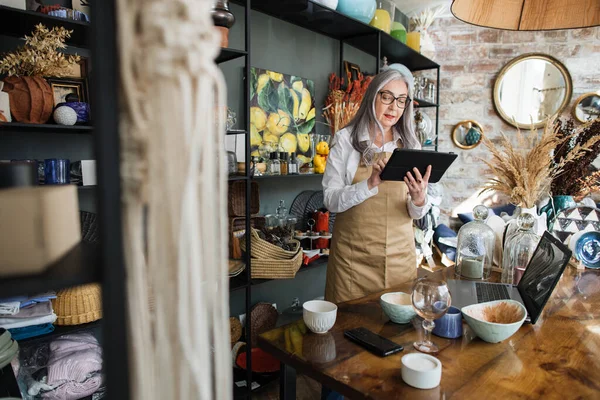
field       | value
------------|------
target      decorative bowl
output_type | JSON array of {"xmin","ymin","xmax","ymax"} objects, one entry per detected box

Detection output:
[
  {"xmin": 461, "ymin": 300, "xmax": 526, "ymax": 343},
  {"xmin": 575, "ymin": 231, "xmax": 600, "ymax": 269},
  {"xmin": 303, "ymin": 300, "xmax": 337, "ymax": 334},
  {"xmin": 380, "ymin": 292, "xmax": 416, "ymax": 324},
  {"xmin": 401, "ymin": 353, "xmax": 442, "ymax": 389},
  {"xmin": 336, "ymin": 0, "xmax": 376, "ymax": 24}
]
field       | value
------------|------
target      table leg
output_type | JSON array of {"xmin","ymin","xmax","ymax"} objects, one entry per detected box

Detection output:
[{"xmin": 279, "ymin": 362, "xmax": 296, "ymax": 400}]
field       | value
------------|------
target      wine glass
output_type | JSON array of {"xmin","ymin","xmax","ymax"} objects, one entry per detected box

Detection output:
[{"xmin": 412, "ymin": 277, "xmax": 451, "ymax": 353}]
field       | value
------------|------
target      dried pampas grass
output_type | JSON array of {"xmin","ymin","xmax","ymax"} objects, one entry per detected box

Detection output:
[
  {"xmin": 467, "ymin": 302, "xmax": 524, "ymax": 324},
  {"xmin": 481, "ymin": 116, "xmax": 567, "ymax": 208}
]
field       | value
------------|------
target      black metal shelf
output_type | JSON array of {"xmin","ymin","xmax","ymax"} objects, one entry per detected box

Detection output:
[
  {"xmin": 227, "ymin": 129, "xmax": 247, "ymax": 135},
  {"xmin": 0, "ymin": 5, "xmax": 90, "ymax": 48},
  {"xmin": 217, "ymin": 48, "xmax": 247, "ymax": 64},
  {"xmin": 233, "ymin": 367, "xmax": 279, "ymax": 399},
  {"xmin": 18, "ymin": 320, "xmax": 102, "ymax": 344},
  {"xmin": 0, "ymin": 122, "xmax": 93, "ymax": 134},
  {"xmin": 414, "ymin": 98, "xmax": 439, "ymax": 108},
  {"xmin": 230, "ymin": 275, "xmax": 248, "ymax": 291},
  {"xmin": 253, "ymin": 173, "xmax": 323, "ymax": 180},
  {"xmin": 0, "ymin": 242, "xmax": 100, "ymax": 298},
  {"xmin": 229, "ymin": 175, "xmax": 250, "ymax": 181},
  {"xmin": 230, "ymin": 0, "xmax": 438, "ymax": 72}
]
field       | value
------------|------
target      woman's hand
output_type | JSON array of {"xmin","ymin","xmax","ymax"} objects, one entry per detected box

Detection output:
[
  {"xmin": 405, "ymin": 165, "xmax": 431, "ymax": 207},
  {"xmin": 367, "ymin": 158, "xmax": 388, "ymax": 190}
]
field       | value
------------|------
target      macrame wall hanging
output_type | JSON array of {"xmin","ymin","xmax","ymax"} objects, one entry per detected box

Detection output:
[{"xmin": 115, "ymin": 0, "xmax": 231, "ymax": 398}]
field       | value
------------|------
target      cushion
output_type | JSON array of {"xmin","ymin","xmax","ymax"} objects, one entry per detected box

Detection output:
[{"xmin": 434, "ymin": 224, "xmax": 457, "ymax": 262}]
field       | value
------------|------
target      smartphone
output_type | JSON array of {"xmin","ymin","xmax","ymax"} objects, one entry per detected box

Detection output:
[{"xmin": 344, "ymin": 327, "xmax": 404, "ymax": 357}]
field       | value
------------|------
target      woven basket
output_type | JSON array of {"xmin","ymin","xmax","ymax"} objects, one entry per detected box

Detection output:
[
  {"xmin": 228, "ymin": 180, "xmax": 260, "ymax": 217},
  {"xmin": 250, "ymin": 249, "xmax": 302, "ymax": 279},
  {"xmin": 240, "ymin": 228, "xmax": 300, "ymax": 260},
  {"xmin": 52, "ymin": 283, "xmax": 102, "ymax": 325},
  {"xmin": 229, "ymin": 216, "xmax": 265, "ymax": 259}
]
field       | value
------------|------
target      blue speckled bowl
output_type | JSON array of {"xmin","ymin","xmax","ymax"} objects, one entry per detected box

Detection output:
[
  {"xmin": 575, "ymin": 231, "xmax": 600, "ymax": 269},
  {"xmin": 380, "ymin": 292, "xmax": 416, "ymax": 324},
  {"xmin": 462, "ymin": 300, "xmax": 526, "ymax": 343}
]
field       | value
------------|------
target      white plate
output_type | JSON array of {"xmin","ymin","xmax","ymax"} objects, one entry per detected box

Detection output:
[{"xmin": 415, "ymin": 110, "xmax": 433, "ymax": 145}]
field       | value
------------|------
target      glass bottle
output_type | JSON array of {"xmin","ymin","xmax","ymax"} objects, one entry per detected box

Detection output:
[
  {"xmin": 276, "ymin": 200, "xmax": 288, "ymax": 228},
  {"xmin": 289, "ymin": 152, "xmax": 299, "ymax": 175},
  {"xmin": 455, "ymin": 205, "xmax": 496, "ymax": 280},
  {"xmin": 501, "ymin": 213, "xmax": 540, "ymax": 285},
  {"xmin": 279, "ymin": 152, "xmax": 289, "ymax": 175},
  {"xmin": 269, "ymin": 152, "xmax": 280, "ymax": 175}
]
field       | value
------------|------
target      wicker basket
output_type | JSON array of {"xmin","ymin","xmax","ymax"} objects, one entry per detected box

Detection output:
[
  {"xmin": 240, "ymin": 228, "xmax": 300, "ymax": 260},
  {"xmin": 228, "ymin": 181, "xmax": 260, "ymax": 217},
  {"xmin": 250, "ymin": 249, "xmax": 302, "ymax": 279},
  {"xmin": 239, "ymin": 228, "xmax": 302, "ymax": 279},
  {"xmin": 229, "ymin": 216, "xmax": 265, "ymax": 259}
]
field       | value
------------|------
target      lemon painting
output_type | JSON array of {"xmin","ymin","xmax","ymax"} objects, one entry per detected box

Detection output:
[{"xmin": 250, "ymin": 67, "xmax": 316, "ymax": 165}]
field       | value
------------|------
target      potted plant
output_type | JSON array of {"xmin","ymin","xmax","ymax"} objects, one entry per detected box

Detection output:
[{"xmin": 0, "ymin": 24, "xmax": 80, "ymax": 124}]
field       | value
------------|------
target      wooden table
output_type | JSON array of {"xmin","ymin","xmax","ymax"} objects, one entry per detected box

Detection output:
[{"xmin": 258, "ymin": 266, "xmax": 600, "ymax": 399}]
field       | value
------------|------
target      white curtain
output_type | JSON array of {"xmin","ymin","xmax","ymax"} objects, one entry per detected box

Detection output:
[{"xmin": 116, "ymin": 0, "xmax": 231, "ymax": 398}]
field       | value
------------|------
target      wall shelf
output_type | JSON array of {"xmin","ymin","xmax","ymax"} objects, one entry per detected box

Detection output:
[
  {"xmin": 0, "ymin": 5, "xmax": 90, "ymax": 48},
  {"xmin": 0, "ymin": 242, "xmax": 100, "ymax": 298},
  {"xmin": 253, "ymin": 173, "xmax": 323, "ymax": 180},
  {"xmin": 414, "ymin": 98, "xmax": 439, "ymax": 108},
  {"xmin": 0, "ymin": 122, "xmax": 93, "ymax": 134},
  {"xmin": 229, "ymin": 258, "xmax": 328, "ymax": 291},
  {"xmin": 217, "ymin": 48, "xmax": 247, "ymax": 64}
]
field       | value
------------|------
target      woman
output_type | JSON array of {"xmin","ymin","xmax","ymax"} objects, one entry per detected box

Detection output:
[{"xmin": 323, "ymin": 68, "xmax": 432, "ymax": 304}]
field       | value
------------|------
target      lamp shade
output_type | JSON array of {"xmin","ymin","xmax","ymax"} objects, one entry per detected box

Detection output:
[{"xmin": 451, "ymin": 0, "xmax": 600, "ymax": 31}]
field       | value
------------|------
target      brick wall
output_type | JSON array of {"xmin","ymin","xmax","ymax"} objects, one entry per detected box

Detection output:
[{"xmin": 419, "ymin": 17, "xmax": 600, "ymax": 223}]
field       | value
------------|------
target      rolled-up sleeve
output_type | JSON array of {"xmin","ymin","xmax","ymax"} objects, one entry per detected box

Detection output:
[{"xmin": 322, "ymin": 132, "xmax": 377, "ymax": 213}]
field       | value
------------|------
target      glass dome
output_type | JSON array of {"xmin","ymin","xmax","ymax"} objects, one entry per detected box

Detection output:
[
  {"xmin": 501, "ymin": 213, "xmax": 540, "ymax": 285},
  {"xmin": 455, "ymin": 205, "xmax": 496, "ymax": 280}
]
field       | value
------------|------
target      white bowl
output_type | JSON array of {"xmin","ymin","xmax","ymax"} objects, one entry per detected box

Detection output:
[
  {"xmin": 461, "ymin": 300, "xmax": 527, "ymax": 343},
  {"xmin": 380, "ymin": 292, "xmax": 417, "ymax": 324},
  {"xmin": 401, "ymin": 353, "xmax": 442, "ymax": 389},
  {"xmin": 303, "ymin": 300, "xmax": 337, "ymax": 334}
]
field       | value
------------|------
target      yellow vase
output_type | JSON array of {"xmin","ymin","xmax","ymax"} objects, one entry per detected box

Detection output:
[
  {"xmin": 406, "ymin": 32, "xmax": 421, "ymax": 52},
  {"xmin": 369, "ymin": 9, "xmax": 391, "ymax": 33}
]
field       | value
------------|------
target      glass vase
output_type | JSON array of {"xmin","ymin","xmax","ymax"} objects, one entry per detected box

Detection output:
[
  {"xmin": 501, "ymin": 213, "xmax": 541, "ymax": 285},
  {"xmin": 455, "ymin": 205, "xmax": 496, "ymax": 280},
  {"xmin": 369, "ymin": 1, "xmax": 395, "ymax": 33}
]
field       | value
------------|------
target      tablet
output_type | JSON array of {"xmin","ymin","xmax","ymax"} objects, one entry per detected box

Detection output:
[{"xmin": 379, "ymin": 148, "xmax": 457, "ymax": 183}]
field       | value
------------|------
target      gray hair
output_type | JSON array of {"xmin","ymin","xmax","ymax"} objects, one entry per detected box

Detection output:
[{"xmin": 345, "ymin": 69, "xmax": 420, "ymax": 162}]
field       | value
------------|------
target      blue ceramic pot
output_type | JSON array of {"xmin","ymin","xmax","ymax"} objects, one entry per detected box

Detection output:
[
  {"xmin": 432, "ymin": 306, "xmax": 463, "ymax": 339},
  {"xmin": 337, "ymin": 0, "xmax": 376, "ymax": 24},
  {"xmin": 57, "ymin": 101, "xmax": 91, "ymax": 124},
  {"xmin": 541, "ymin": 195, "xmax": 576, "ymax": 230}
]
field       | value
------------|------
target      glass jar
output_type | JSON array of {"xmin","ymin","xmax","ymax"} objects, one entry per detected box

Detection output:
[
  {"xmin": 501, "ymin": 213, "xmax": 540, "ymax": 285},
  {"xmin": 269, "ymin": 152, "xmax": 280, "ymax": 175},
  {"xmin": 369, "ymin": 0, "xmax": 395, "ymax": 33},
  {"xmin": 289, "ymin": 152, "xmax": 299, "ymax": 175},
  {"xmin": 455, "ymin": 205, "xmax": 496, "ymax": 280}
]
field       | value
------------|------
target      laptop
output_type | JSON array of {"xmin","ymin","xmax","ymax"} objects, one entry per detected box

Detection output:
[{"xmin": 447, "ymin": 231, "xmax": 572, "ymax": 324}]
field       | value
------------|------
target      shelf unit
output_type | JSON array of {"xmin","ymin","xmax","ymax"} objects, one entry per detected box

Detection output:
[
  {"xmin": 221, "ymin": 1, "xmax": 441, "ymax": 398},
  {"xmin": 0, "ymin": 4, "xmax": 129, "ymax": 400}
]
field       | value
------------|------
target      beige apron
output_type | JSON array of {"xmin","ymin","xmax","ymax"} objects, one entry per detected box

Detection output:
[{"xmin": 325, "ymin": 152, "xmax": 417, "ymax": 304}]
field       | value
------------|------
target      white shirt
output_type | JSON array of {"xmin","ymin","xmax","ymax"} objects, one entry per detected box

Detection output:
[{"xmin": 322, "ymin": 127, "xmax": 431, "ymax": 218}]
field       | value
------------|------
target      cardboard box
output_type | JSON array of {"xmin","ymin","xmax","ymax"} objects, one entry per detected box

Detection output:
[{"xmin": 0, "ymin": 186, "xmax": 81, "ymax": 276}]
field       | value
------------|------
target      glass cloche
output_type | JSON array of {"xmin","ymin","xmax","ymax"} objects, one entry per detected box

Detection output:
[
  {"xmin": 501, "ymin": 213, "xmax": 540, "ymax": 285},
  {"xmin": 455, "ymin": 205, "xmax": 496, "ymax": 280}
]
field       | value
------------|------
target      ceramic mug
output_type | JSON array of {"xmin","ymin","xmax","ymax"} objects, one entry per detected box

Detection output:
[{"xmin": 432, "ymin": 306, "xmax": 463, "ymax": 339}]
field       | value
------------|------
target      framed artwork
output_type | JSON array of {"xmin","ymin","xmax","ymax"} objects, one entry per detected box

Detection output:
[
  {"xmin": 249, "ymin": 67, "xmax": 316, "ymax": 166},
  {"xmin": 46, "ymin": 78, "xmax": 89, "ymax": 107},
  {"xmin": 62, "ymin": 57, "xmax": 89, "ymax": 79},
  {"xmin": 344, "ymin": 61, "xmax": 361, "ymax": 85}
]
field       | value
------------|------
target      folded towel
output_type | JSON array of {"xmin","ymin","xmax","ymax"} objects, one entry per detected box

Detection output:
[
  {"xmin": 1, "ymin": 302, "xmax": 52, "ymax": 320},
  {"xmin": 0, "ymin": 302, "xmax": 20, "ymax": 316},
  {"xmin": 20, "ymin": 292, "xmax": 56, "ymax": 308},
  {"xmin": 9, "ymin": 323, "xmax": 55, "ymax": 341},
  {"xmin": 0, "ymin": 313, "xmax": 57, "ymax": 329},
  {"xmin": 42, "ymin": 373, "xmax": 103, "ymax": 400}
]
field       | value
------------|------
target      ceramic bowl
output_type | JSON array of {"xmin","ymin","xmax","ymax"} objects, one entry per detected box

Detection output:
[
  {"xmin": 380, "ymin": 292, "xmax": 416, "ymax": 324},
  {"xmin": 303, "ymin": 300, "xmax": 337, "ymax": 334},
  {"xmin": 461, "ymin": 300, "xmax": 527, "ymax": 343},
  {"xmin": 401, "ymin": 353, "xmax": 442, "ymax": 389},
  {"xmin": 575, "ymin": 231, "xmax": 600, "ymax": 269}
]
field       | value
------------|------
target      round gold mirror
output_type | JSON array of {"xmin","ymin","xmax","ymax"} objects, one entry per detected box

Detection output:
[
  {"xmin": 452, "ymin": 120, "xmax": 483, "ymax": 150},
  {"xmin": 493, "ymin": 53, "xmax": 572, "ymax": 129},
  {"xmin": 572, "ymin": 92, "xmax": 600, "ymax": 123}
]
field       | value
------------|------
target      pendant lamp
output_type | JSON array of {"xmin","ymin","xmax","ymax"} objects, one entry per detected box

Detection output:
[{"xmin": 451, "ymin": 0, "xmax": 600, "ymax": 31}]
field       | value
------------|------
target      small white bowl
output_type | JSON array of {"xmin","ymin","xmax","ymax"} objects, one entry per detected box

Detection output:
[
  {"xmin": 380, "ymin": 292, "xmax": 417, "ymax": 324},
  {"xmin": 303, "ymin": 300, "xmax": 337, "ymax": 334},
  {"xmin": 401, "ymin": 353, "xmax": 442, "ymax": 389},
  {"xmin": 461, "ymin": 300, "xmax": 527, "ymax": 343}
]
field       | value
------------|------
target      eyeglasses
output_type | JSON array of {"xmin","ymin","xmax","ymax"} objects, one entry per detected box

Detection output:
[{"xmin": 378, "ymin": 91, "xmax": 411, "ymax": 108}]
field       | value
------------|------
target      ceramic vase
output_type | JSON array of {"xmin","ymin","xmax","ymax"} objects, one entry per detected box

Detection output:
[
  {"xmin": 58, "ymin": 101, "xmax": 91, "ymax": 124},
  {"xmin": 212, "ymin": 0, "xmax": 235, "ymax": 48},
  {"xmin": 314, "ymin": 0, "xmax": 338, "ymax": 9},
  {"xmin": 337, "ymin": 0, "xmax": 376, "ymax": 24},
  {"xmin": 2, "ymin": 76, "xmax": 53, "ymax": 124},
  {"xmin": 540, "ymin": 195, "xmax": 577, "ymax": 230},
  {"xmin": 416, "ymin": 27, "xmax": 435, "ymax": 59}
]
